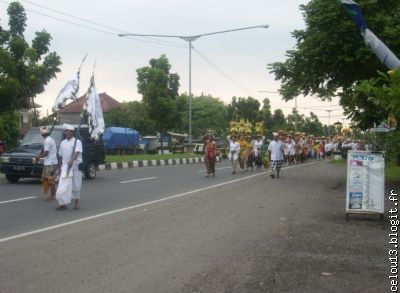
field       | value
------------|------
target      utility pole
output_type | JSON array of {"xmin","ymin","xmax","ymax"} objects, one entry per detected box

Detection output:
[{"xmin": 119, "ymin": 25, "xmax": 269, "ymax": 143}]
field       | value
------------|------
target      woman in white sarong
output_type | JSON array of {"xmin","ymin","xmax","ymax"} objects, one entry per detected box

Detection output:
[{"xmin": 227, "ymin": 135, "xmax": 240, "ymax": 174}]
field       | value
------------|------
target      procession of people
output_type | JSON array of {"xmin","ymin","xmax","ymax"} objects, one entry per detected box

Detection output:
[
  {"xmin": 223, "ymin": 119, "xmax": 366, "ymax": 179},
  {"xmin": 37, "ymin": 120, "xmax": 365, "ymax": 210}
]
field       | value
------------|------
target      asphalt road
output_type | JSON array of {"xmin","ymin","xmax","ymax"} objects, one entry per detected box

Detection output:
[{"xmin": 0, "ymin": 160, "xmax": 389, "ymax": 292}]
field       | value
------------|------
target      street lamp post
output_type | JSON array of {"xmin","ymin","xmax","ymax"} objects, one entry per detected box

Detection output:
[
  {"xmin": 294, "ymin": 96, "xmax": 298, "ymax": 132},
  {"xmin": 303, "ymin": 107, "xmax": 343, "ymax": 137},
  {"xmin": 119, "ymin": 25, "xmax": 269, "ymax": 143}
]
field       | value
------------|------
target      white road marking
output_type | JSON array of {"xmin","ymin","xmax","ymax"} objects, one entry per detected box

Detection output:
[
  {"xmin": 197, "ymin": 166, "xmax": 231, "ymax": 172},
  {"xmin": 0, "ymin": 162, "xmax": 315, "ymax": 243},
  {"xmin": 0, "ymin": 196, "xmax": 36, "ymax": 205},
  {"xmin": 120, "ymin": 177, "xmax": 157, "ymax": 184}
]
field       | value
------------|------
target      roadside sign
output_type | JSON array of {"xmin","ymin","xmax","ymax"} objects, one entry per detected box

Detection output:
[{"xmin": 346, "ymin": 151, "xmax": 385, "ymax": 220}]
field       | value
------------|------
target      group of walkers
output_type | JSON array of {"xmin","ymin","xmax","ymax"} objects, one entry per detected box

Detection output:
[
  {"xmin": 35, "ymin": 124, "xmax": 83, "ymax": 210},
  {"xmin": 219, "ymin": 131, "xmax": 365, "ymax": 179},
  {"xmin": 226, "ymin": 133, "xmax": 285, "ymax": 178}
]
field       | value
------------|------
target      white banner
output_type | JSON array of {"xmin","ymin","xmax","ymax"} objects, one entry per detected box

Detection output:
[{"xmin": 346, "ymin": 151, "xmax": 385, "ymax": 214}]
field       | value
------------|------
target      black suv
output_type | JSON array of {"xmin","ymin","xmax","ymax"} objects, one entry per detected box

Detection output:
[{"xmin": 0, "ymin": 125, "xmax": 105, "ymax": 183}]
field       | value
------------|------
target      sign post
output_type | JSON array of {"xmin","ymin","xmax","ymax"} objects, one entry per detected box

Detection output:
[{"xmin": 346, "ymin": 151, "xmax": 385, "ymax": 222}]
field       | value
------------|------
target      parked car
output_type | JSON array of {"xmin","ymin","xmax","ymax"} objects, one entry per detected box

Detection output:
[{"xmin": 0, "ymin": 125, "xmax": 105, "ymax": 183}]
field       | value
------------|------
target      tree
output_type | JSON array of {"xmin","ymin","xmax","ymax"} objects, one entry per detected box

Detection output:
[
  {"xmin": 0, "ymin": 111, "xmax": 19, "ymax": 149},
  {"xmin": 136, "ymin": 55, "xmax": 182, "ymax": 149},
  {"xmin": 0, "ymin": 2, "xmax": 61, "ymax": 148},
  {"xmin": 257, "ymin": 98, "xmax": 273, "ymax": 135},
  {"xmin": 303, "ymin": 112, "xmax": 323, "ymax": 135},
  {"xmin": 172, "ymin": 93, "xmax": 188, "ymax": 135},
  {"xmin": 104, "ymin": 101, "xmax": 156, "ymax": 135},
  {"xmin": 268, "ymin": 0, "xmax": 400, "ymax": 129},
  {"xmin": 286, "ymin": 109, "xmax": 305, "ymax": 133},
  {"xmin": 190, "ymin": 94, "xmax": 228, "ymax": 138},
  {"xmin": 0, "ymin": 2, "xmax": 61, "ymax": 113},
  {"xmin": 227, "ymin": 96, "xmax": 260, "ymax": 123},
  {"xmin": 271, "ymin": 109, "xmax": 286, "ymax": 131}
]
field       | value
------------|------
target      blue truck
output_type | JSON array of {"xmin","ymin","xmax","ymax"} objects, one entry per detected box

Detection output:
[{"xmin": 103, "ymin": 127, "xmax": 140, "ymax": 154}]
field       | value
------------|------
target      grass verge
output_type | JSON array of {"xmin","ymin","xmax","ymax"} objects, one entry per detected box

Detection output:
[
  {"xmin": 386, "ymin": 162, "xmax": 400, "ymax": 182},
  {"xmin": 330, "ymin": 158, "xmax": 400, "ymax": 182}
]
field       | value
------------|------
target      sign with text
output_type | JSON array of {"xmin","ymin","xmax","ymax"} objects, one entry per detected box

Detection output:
[{"xmin": 346, "ymin": 151, "xmax": 385, "ymax": 214}]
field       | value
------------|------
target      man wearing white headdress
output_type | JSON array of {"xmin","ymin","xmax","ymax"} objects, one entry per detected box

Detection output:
[
  {"xmin": 268, "ymin": 132, "xmax": 284, "ymax": 178},
  {"xmin": 55, "ymin": 124, "xmax": 83, "ymax": 210}
]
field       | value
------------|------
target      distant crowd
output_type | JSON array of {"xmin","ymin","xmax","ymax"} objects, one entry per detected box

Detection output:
[{"xmin": 202, "ymin": 131, "xmax": 367, "ymax": 178}]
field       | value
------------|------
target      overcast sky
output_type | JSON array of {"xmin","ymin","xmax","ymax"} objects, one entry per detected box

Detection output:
[{"xmin": 0, "ymin": 0, "xmax": 346, "ymax": 125}]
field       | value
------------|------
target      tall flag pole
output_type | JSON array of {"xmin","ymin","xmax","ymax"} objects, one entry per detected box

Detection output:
[
  {"xmin": 339, "ymin": 0, "xmax": 400, "ymax": 70},
  {"xmin": 52, "ymin": 53, "xmax": 88, "ymax": 112},
  {"xmin": 83, "ymin": 61, "xmax": 105, "ymax": 141},
  {"xmin": 35, "ymin": 55, "xmax": 87, "ymax": 178}
]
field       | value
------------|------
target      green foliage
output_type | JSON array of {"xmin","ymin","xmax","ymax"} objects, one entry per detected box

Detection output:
[
  {"xmin": 303, "ymin": 112, "xmax": 324, "ymax": 135},
  {"xmin": 0, "ymin": 2, "xmax": 61, "ymax": 151},
  {"xmin": 375, "ymin": 130, "xmax": 400, "ymax": 165},
  {"xmin": 271, "ymin": 109, "xmax": 286, "ymax": 131},
  {"xmin": 104, "ymin": 101, "xmax": 156, "ymax": 135},
  {"xmin": 227, "ymin": 96, "xmax": 260, "ymax": 122},
  {"xmin": 0, "ymin": 111, "xmax": 20, "ymax": 149},
  {"xmin": 136, "ymin": 55, "xmax": 182, "ymax": 136},
  {"xmin": 257, "ymin": 98, "xmax": 273, "ymax": 135},
  {"xmin": 386, "ymin": 160, "xmax": 400, "ymax": 181},
  {"xmin": 0, "ymin": 1, "xmax": 61, "ymax": 112},
  {"xmin": 190, "ymin": 94, "xmax": 228, "ymax": 138},
  {"xmin": 285, "ymin": 109, "xmax": 305, "ymax": 132},
  {"xmin": 268, "ymin": 0, "xmax": 400, "ymax": 129},
  {"xmin": 7, "ymin": 1, "xmax": 26, "ymax": 37}
]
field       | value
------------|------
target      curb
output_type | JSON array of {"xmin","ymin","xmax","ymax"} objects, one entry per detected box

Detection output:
[{"xmin": 98, "ymin": 156, "xmax": 222, "ymax": 171}]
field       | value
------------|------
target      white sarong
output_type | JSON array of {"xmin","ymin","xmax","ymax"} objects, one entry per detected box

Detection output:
[
  {"xmin": 55, "ymin": 165, "xmax": 82, "ymax": 205},
  {"xmin": 55, "ymin": 165, "xmax": 73, "ymax": 205}
]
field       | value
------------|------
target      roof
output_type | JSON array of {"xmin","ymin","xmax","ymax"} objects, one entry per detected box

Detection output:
[{"xmin": 61, "ymin": 92, "xmax": 121, "ymax": 113}]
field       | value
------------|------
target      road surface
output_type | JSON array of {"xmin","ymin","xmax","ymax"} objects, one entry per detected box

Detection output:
[{"xmin": 0, "ymin": 160, "xmax": 388, "ymax": 292}]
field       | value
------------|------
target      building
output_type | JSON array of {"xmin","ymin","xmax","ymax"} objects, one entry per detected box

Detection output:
[
  {"xmin": 59, "ymin": 92, "xmax": 121, "ymax": 124},
  {"xmin": 19, "ymin": 101, "xmax": 42, "ymax": 137}
]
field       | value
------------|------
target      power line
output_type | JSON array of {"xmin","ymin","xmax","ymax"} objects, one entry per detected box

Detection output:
[
  {"xmin": 303, "ymin": 105, "xmax": 340, "ymax": 109},
  {"xmin": 193, "ymin": 47, "xmax": 258, "ymax": 97},
  {"xmin": 319, "ymin": 114, "xmax": 346, "ymax": 118},
  {"xmin": 0, "ymin": 0, "xmax": 186, "ymax": 48},
  {"xmin": 304, "ymin": 108, "xmax": 343, "ymax": 112},
  {"xmin": 21, "ymin": 0, "xmax": 129, "ymax": 34},
  {"xmin": 257, "ymin": 90, "xmax": 279, "ymax": 93}
]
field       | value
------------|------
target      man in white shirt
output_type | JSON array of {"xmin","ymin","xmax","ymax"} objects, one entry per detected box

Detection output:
[
  {"xmin": 253, "ymin": 135, "xmax": 263, "ymax": 170},
  {"xmin": 35, "ymin": 126, "xmax": 58, "ymax": 200},
  {"xmin": 286, "ymin": 136, "xmax": 296, "ymax": 165},
  {"xmin": 268, "ymin": 132, "xmax": 284, "ymax": 178},
  {"xmin": 227, "ymin": 135, "xmax": 240, "ymax": 174},
  {"xmin": 55, "ymin": 124, "xmax": 83, "ymax": 210},
  {"xmin": 325, "ymin": 139, "xmax": 333, "ymax": 158}
]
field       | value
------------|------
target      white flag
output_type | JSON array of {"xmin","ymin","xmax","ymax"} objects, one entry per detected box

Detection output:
[
  {"xmin": 84, "ymin": 75, "xmax": 105, "ymax": 141},
  {"xmin": 52, "ymin": 71, "xmax": 80, "ymax": 112}
]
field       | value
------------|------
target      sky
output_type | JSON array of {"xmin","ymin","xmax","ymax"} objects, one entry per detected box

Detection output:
[{"xmin": 0, "ymin": 0, "xmax": 348, "ymax": 126}]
